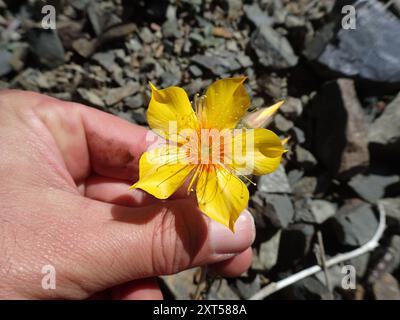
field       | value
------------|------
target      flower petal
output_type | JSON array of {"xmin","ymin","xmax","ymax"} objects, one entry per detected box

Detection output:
[
  {"xmin": 196, "ymin": 165, "xmax": 249, "ymax": 232},
  {"xmin": 227, "ymin": 128, "xmax": 285, "ymax": 176},
  {"xmin": 241, "ymin": 100, "xmax": 284, "ymax": 128},
  {"xmin": 148, "ymin": 83, "xmax": 198, "ymax": 142},
  {"xmin": 130, "ymin": 146, "xmax": 194, "ymax": 199},
  {"xmin": 202, "ymin": 77, "xmax": 250, "ymax": 130}
]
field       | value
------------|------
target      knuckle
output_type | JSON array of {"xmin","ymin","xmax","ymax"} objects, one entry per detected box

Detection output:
[{"xmin": 150, "ymin": 204, "xmax": 195, "ymax": 275}]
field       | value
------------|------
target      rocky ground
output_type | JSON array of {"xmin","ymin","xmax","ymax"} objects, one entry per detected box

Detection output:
[{"xmin": 1, "ymin": 0, "xmax": 400, "ymax": 300}]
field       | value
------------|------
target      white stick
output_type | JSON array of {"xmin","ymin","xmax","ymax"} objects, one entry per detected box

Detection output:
[{"xmin": 249, "ymin": 203, "xmax": 386, "ymax": 300}]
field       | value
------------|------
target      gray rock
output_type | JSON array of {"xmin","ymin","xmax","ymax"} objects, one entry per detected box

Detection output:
[
  {"xmin": 258, "ymin": 164, "xmax": 291, "ymax": 193},
  {"xmin": 9, "ymin": 43, "xmax": 29, "ymax": 72},
  {"xmin": 285, "ymin": 276, "xmax": 333, "ymax": 300},
  {"xmin": 138, "ymin": 27, "xmax": 154, "ymax": 44},
  {"xmin": 346, "ymin": 253, "xmax": 371, "ymax": 279},
  {"xmin": 287, "ymin": 168, "xmax": 304, "ymax": 187},
  {"xmin": 189, "ymin": 65, "xmax": 203, "ymax": 77},
  {"xmin": 253, "ymin": 230, "xmax": 281, "ymax": 271},
  {"xmin": 380, "ymin": 198, "xmax": 400, "ymax": 229},
  {"xmin": 311, "ymin": 79, "xmax": 370, "ymax": 179},
  {"xmin": 278, "ymin": 223, "xmax": 315, "ymax": 267},
  {"xmin": 160, "ymin": 71, "xmax": 181, "ymax": 87},
  {"xmin": 127, "ymin": 37, "xmax": 143, "ymax": 52},
  {"xmin": 348, "ymin": 174, "xmax": 400, "ymax": 202},
  {"xmin": 295, "ymin": 145, "xmax": 317, "ymax": 170},
  {"xmin": 329, "ymin": 201, "xmax": 378, "ymax": 247},
  {"xmin": 315, "ymin": 265, "xmax": 344, "ymax": 289},
  {"xmin": 285, "ymin": 15, "xmax": 306, "ymax": 28},
  {"xmin": 243, "ymin": 3, "xmax": 273, "ymax": 28},
  {"xmin": 257, "ymin": 73, "xmax": 287, "ymax": 98},
  {"xmin": 250, "ymin": 26, "xmax": 298, "ymax": 69},
  {"xmin": 105, "ymin": 82, "xmax": 140, "ymax": 106},
  {"xmin": 309, "ymin": 199, "xmax": 337, "ymax": 224},
  {"xmin": 306, "ymin": 0, "xmax": 400, "ymax": 83},
  {"xmin": 77, "ymin": 88, "xmax": 104, "ymax": 108},
  {"xmin": 293, "ymin": 197, "xmax": 315, "ymax": 224},
  {"xmin": 125, "ymin": 94, "xmax": 144, "ymax": 109},
  {"xmin": 274, "ymin": 114, "xmax": 294, "ymax": 132},
  {"xmin": 162, "ymin": 268, "xmax": 197, "ymax": 300},
  {"xmin": 236, "ymin": 274, "xmax": 261, "ymax": 299},
  {"xmin": 264, "ymin": 194, "xmax": 295, "ymax": 229},
  {"xmin": 131, "ymin": 109, "xmax": 147, "ymax": 125},
  {"xmin": 207, "ymin": 278, "xmax": 239, "ymax": 300},
  {"xmin": 280, "ymin": 97, "xmax": 303, "ymax": 119},
  {"xmin": 368, "ymin": 235, "xmax": 400, "ymax": 284},
  {"xmin": 162, "ymin": 19, "xmax": 181, "ymax": 39},
  {"xmin": 236, "ymin": 53, "xmax": 253, "ymax": 68},
  {"xmin": 0, "ymin": 49, "xmax": 12, "ymax": 76},
  {"xmin": 191, "ymin": 53, "xmax": 242, "ymax": 77},
  {"xmin": 291, "ymin": 126, "xmax": 306, "ymax": 144},
  {"xmin": 26, "ymin": 28, "xmax": 65, "ymax": 68},
  {"xmin": 227, "ymin": 0, "xmax": 243, "ymax": 20},
  {"xmin": 369, "ymin": 93, "xmax": 400, "ymax": 159},
  {"xmin": 92, "ymin": 51, "xmax": 116, "ymax": 73},
  {"xmin": 372, "ymin": 273, "xmax": 400, "ymax": 300},
  {"xmin": 72, "ymin": 37, "xmax": 97, "ymax": 58},
  {"xmin": 292, "ymin": 176, "xmax": 318, "ymax": 197}
]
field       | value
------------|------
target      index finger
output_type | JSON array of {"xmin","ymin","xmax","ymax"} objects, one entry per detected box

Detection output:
[{"xmin": 2, "ymin": 89, "xmax": 155, "ymax": 183}]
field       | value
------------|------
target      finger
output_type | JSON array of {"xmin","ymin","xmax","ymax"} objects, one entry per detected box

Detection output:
[
  {"xmin": 6, "ymin": 90, "xmax": 154, "ymax": 183},
  {"xmin": 84, "ymin": 175, "xmax": 191, "ymax": 207},
  {"xmin": 84, "ymin": 175, "xmax": 158, "ymax": 207},
  {"xmin": 209, "ymin": 247, "xmax": 253, "ymax": 278},
  {"xmin": 111, "ymin": 278, "xmax": 163, "ymax": 300}
]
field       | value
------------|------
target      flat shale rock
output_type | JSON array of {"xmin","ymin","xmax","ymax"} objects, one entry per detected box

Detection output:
[
  {"xmin": 257, "ymin": 164, "xmax": 291, "ymax": 193},
  {"xmin": 207, "ymin": 278, "xmax": 239, "ymax": 300},
  {"xmin": 77, "ymin": 88, "xmax": 104, "ymax": 108},
  {"xmin": 161, "ymin": 268, "xmax": 197, "ymax": 300},
  {"xmin": 348, "ymin": 174, "xmax": 400, "ymax": 202},
  {"xmin": 283, "ymin": 276, "xmax": 332, "ymax": 300},
  {"xmin": 380, "ymin": 198, "xmax": 400, "ymax": 229},
  {"xmin": 280, "ymin": 97, "xmax": 303, "ymax": 119},
  {"xmin": 327, "ymin": 201, "xmax": 378, "ymax": 247},
  {"xmin": 277, "ymin": 223, "xmax": 315, "ymax": 268},
  {"xmin": 274, "ymin": 114, "xmax": 294, "ymax": 132},
  {"xmin": 292, "ymin": 176, "xmax": 317, "ymax": 197},
  {"xmin": 311, "ymin": 79, "xmax": 369, "ymax": 179},
  {"xmin": 26, "ymin": 28, "xmax": 65, "ymax": 68},
  {"xmin": 346, "ymin": 253, "xmax": 371, "ymax": 279},
  {"xmin": 235, "ymin": 274, "xmax": 261, "ymax": 299},
  {"xmin": 0, "ymin": 49, "xmax": 12, "ymax": 76},
  {"xmin": 105, "ymin": 82, "xmax": 140, "ymax": 106},
  {"xmin": 295, "ymin": 145, "xmax": 317, "ymax": 170},
  {"xmin": 306, "ymin": 0, "xmax": 400, "ymax": 83},
  {"xmin": 369, "ymin": 92, "xmax": 400, "ymax": 159},
  {"xmin": 252, "ymin": 230, "xmax": 281, "ymax": 271},
  {"xmin": 309, "ymin": 199, "xmax": 337, "ymax": 224},
  {"xmin": 243, "ymin": 3, "xmax": 273, "ymax": 28},
  {"xmin": 191, "ymin": 52, "xmax": 243, "ymax": 77},
  {"xmin": 264, "ymin": 194, "xmax": 295, "ymax": 229},
  {"xmin": 250, "ymin": 26, "xmax": 298, "ymax": 69}
]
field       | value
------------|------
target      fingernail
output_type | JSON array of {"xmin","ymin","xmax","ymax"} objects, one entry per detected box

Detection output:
[{"xmin": 209, "ymin": 210, "xmax": 255, "ymax": 255}]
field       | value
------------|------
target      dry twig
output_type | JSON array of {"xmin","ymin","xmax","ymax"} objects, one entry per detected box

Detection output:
[{"xmin": 249, "ymin": 203, "xmax": 386, "ymax": 300}]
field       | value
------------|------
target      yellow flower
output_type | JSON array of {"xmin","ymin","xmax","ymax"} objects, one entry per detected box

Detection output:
[{"xmin": 130, "ymin": 77, "xmax": 286, "ymax": 231}]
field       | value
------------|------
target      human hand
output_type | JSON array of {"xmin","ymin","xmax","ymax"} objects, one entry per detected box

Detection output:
[{"xmin": 0, "ymin": 90, "xmax": 255, "ymax": 299}]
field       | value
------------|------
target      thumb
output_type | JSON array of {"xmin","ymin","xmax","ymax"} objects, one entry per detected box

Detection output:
[{"xmin": 53, "ymin": 196, "xmax": 255, "ymax": 298}]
